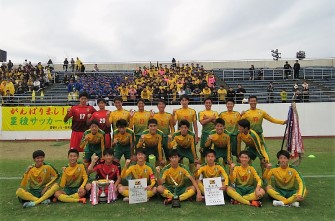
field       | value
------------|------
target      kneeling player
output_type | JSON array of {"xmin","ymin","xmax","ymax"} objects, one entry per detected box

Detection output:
[
  {"xmin": 157, "ymin": 149, "xmax": 202, "ymax": 205},
  {"xmin": 86, "ymin": 148, "xmax": 121, "ymax": 205},
  {"xmin": 54, "ymin": 149, "xmax": 88, "ymax": 204},
  {"xmin": 16, "ymin": 150, "xmax": 59, "ymax": 208},
  {"xmin": 263, "ymin": 150, "xmax": 307, "ymax": 207},
  {"xmin": 227, "ymin": 150, "xmax": 264, "ymax": 207}
]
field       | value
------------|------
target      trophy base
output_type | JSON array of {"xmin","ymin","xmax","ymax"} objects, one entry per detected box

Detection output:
[
  {"xmin": 171, "ymin": 199, "xmax": 181, "ymax": 208},
  {"xmin": 98, "ymin": 197, "xmax": 107, "ymax": 204}
]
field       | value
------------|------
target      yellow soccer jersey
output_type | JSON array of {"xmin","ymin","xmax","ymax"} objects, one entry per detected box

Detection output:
[
  {"xmin": 263, "ymin": 166, "xmax": 306, "ymax": 196},
  {"xmin": 112, "ymin": 128, "xmax": 134, "ymax": 147},
  {"xmin": 121, "ymin": 164, "xmax": 156, "ymax": 187},
  {"xmin": 129, "ymin": 111, "xmax": 151, "ymax": 136},
  {"xmin": 219, "ymin": 111, "xmax": 241, "ymax": 135},
  {"xmin": 241, "ymin": 109, "xmax": 285, "ymax": 134},
  {"xmin": 196, "ymin": 164, "xmax": 229, "ymax": 186},
  {"xmin": 141, "ymin": 90, "xmax": 150, "ymax": 100},
  {"xmin": 217, "ymin": 89, "xmax": 227, "ymax": 101},
  {"xmin": 80, "ymin": 129, "xmax": 105, "ymax": 151},
  {"xmin": 175, "ymin": 108, "xmax": 197, "ymax": 132},
  {"xmin": 169, "ymin": 131, "xmax": 197, "ymax": 160},
  {"xmin": 59, "ymin": 163, "xmax": 88, "ymax": 189},
  {"xmin": 137, "ymin": 129, "xmax": 164, "ymax": 161},
  {"xmin": 198, "ymin": 110, "xmax": 219, "ymax": 133},
  {"xmin": 230, "ymin": 165, "xmax": 262, "ymax": 188},
  {"xmin": 205, "ymin": 131, "xmax": 231, "ymax": 162},
  {"xmin": 20, "ymin": 163, "xmax": 58, "ymax": 189},
  {"xmin": 161, "ymin": 164, "xmax": 191, "ymax": 187},
  {"xmin": 108, "ymin": 109, "xmax": 130, "ymax": 130},
  {"xmin": 202, "ymin": 88, "xmax": 211, "ymax": 96},
  {"xmin": 237, "ymin": 129, "xmax": 269, "ymax": 162},
  {"xmin": 154, "ymin": 112, "xmax": 175, "ymax": 136}
]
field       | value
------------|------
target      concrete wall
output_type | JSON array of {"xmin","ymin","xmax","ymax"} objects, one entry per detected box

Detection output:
[{"xmin": 0, "ymin": 102, "xmax": 334, "ymax": 140}]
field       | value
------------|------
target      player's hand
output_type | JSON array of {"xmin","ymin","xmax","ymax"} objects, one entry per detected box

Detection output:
[
  {"xmin": 266, "ymin": 163, "xmax": 272, "ymax": 169},
  {"xmin": 125, "ymin": 159, "xmax": 131, "ymax": 167},
  {"xmin": 284, "ymin": 120, "xmax": 288, "ymax": 124},
  {"xmin": 255, "ymin": 188, "xmax": 263, "ymax": 199},
  {"xmin": 220, "ymin": 185, "xmax": 227, "ymax": 191},
  {"xmin": 172, "ymin": 109, "xmax": 177, "ymax": 116},
  {"xmin": 203, "ymin": 114, "xmax": 208, "ymax": 120},
  {"xmin": 159, "ymin": 160, "xmax": 165, "ymax": 166},
  {"xmin": 130, "ymin": 109, "xmax": 135, "ymax": 117},
  {"xmin": 67, "ymin": 108, "xmax": 71, "ymax": 113},
  {"xmin": 87, "ymin": 113, "xmax": 92, "ymax": 119},
  {"xmin": 296, "ymin": 195, "xmax": 304, "ymax": 201},
  {"xmin": 145, "ymin": 186, "xmax": 152, "ymax": 191},
  {"xmin": 195, "ymin": 136, "xmax": 200, "ymax": 144},
  {"xmin": 155, "ymin": 166, "xmax": 161, "ymax": 174},
  {"xmin": 62, "ymin": 166, "xmax": 66, "ymax": 172},
  {"xmin": 91, "ymin": 153, "xmax": 99, "ymax": 163},
  {"xmin": 208, "ymin": 135, "xmax": 213, "ymax": 140},
  {"xmin": 113, "ymin": 138, "xmax": 119, "ymax": 145},
  {"xmin": 150, "ymin": 109, "xmax": 155, "ymax": 118},
  {"xmin": 78, "ymin": 187, "xmax": 85, "ymax": 196},
  {"xmin": 240, "ymin": 111, "xmax": 245, "ymax": 116},
  {"xmin": 196, "ymin": 163, "xmax": 201, "ymax": 170},
  {"xmin": 168, "ymin": 135, "xmax": 172, "ymax": 141},
  {"xmin": 194, "ymin": 158, "xmax": 200, "ymax": 164},
  {"xmin": 84, "ymin": 135, "xmax": 91, "ymax": 141},
  {"xmin": 230, "ymin": 163, "xmax": 235, "ymax": 169},
  {"xmin": 196, "ymin": 193, "xmax": 203, "ymax": 202},
  {"xmin": 211, "ymin": 114, "xmax": 217, "ymax": 121},
  {"xmin": 106, "ymin": 111, "xmax": 111, "ymax": 117}
]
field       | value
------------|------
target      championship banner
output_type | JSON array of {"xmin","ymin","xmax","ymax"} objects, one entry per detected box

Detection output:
[
  {"xmin": 128, "ymin": 178, "xmax": 147, "ymax": 204},
  {"xmin": 203, "ymin": 177, "xmax": 225, "ymax": 206},
  {"xmin": 2, "ymin": 106, "xmax": 72, "ymax": 131}
]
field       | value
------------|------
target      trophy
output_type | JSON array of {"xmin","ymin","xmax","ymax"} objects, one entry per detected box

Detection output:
[
  {"xmin": 97, "ymin": 179, "xmax": 109, "ymax": 203},
  {"xmin": 169, "ymin": 175, "xmax": 181, "ymax": 208}
]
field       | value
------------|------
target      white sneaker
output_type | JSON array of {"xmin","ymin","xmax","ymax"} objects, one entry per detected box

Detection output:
[
  {"xmin": 273, "ymin": 200, "xmax": 285, "ymax": 206},
  {"xmin": 123, "ymin": 197, "xmax": 129, "ymax": 202},
  {"xmin": 290, "ymin": 202, "xmax": 300, "ymax": 207}
]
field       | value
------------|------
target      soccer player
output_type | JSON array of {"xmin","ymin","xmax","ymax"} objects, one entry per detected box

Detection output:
[
  {"xmin": 237, "ymin": 119, "xmax": 271, "ymax": 172},
  {"xmin": 156, "ymin": 149, "xmax": 202, "ymax": 204},
  {"xmin": 219, "ymin": 98, "xmax": 241, "ymax": 158},
  {"xmin": 54, "ymin": 149, "xmax": 87, "ymax": 204},
  {"xmin": 16, "ymin": 150, "xmax": 59, "ymax": 208},
  {"xmin": 153, "ymin": 99, "xmax": 175, "ymax": 160},
  {"xmin": 195, "ymin": 149, "xmax": 229, "ymax": 196},
  {"xmin": 129, "ymin": 99, "xmax": 153, "ymax": 146},
  {"xmin": 80, "ymin": 120, "xmax": 105, "ymax": 166},
  {"xmin": 173, "ymin": 95, "xmax": 199, "ymax": 144},
  {"xmin": 118, "ymin": 149, "xmax": 157, "ymax": 201},
  {"xmin": 112, "ymin": 119, "xmax": 135, "ymax": 171},
  {"xmin": 198, "ymin": 97, "xmax": 219, "ymax": 163},
  {"xmin": 168, "ymin": 120, "xmax": 199, "ymax": 173},
  {"xmin": 87, "ymin": 98, "xmax": 112, "ymax": 149},
  {"xmin": 137, "ymin": 119, "xmax": 165, "ymax": 166},
  {"xmin": 106, "ymin": 96, "xmax": 130, "ymax": 131},
  {"xmin": 226, "ymin": 150, "xmax": 264, "ymax": 207},
  {"xmin": 263, "ymin": 150, "xmax": 307, "ymax": 207},
  {"xmin": 241, "ymin": 95, "xmax": 287, "ymax": 143},
  {"xmin": 86, "ymin": 148, "xmax": 121, "ymax": 204},
  {"xmin": 64, "ymin": 91, "xmax": 96, "ymax": 151},
  {"xmin": 205, "ymin": 118, "xmax": 232, "ymax": 165}
]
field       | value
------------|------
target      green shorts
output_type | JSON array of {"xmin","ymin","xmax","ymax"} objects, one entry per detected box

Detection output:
[
  {"xmin": 83, "ymin": 144, "xmax": 103, "ymax": 161},
  {"xmin": 275, "ymin": 187, "xmax": 297, "ymax": 198},
  {"xmin": 214, "ymin": 147, "xmax": 228, "ymax": 163},
  {"xmin": 64, "ymin": 187, "xmax": 79, "ymax": 195},
  {"xmin": 114, "ymin": 145, "xmax": 131, "ymax": 160},
  {"xmin": 200, "ymin": 132, "xmax": 210, "ymax": 157},
  {"xmin": 164, "ymin": 184, "xmax": 187, "ymax": 197},
  {"xmin": 177, "ymin": 147, "xmax": 195, "ymax": 163},
  {"xmin": 230, "ymin": 134, "xmax": 238, "ymax": 156},
  {"xmin": 245, "ymin": 147, "xmax": 264, "ymax": 161},
  {"xmin": 235, "ymin": 185, "xmax": 255, "ymax": 196}
]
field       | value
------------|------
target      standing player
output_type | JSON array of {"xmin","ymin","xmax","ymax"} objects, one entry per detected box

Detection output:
[
  {"xmin": 263, "ymin": 150, "xmax": 306, "ymax": 207},
  {"xmin": 16, "ymin": 150, "xmax": 59, "ymax": 208},
  {"xmin": 241, "ymin": 95, "xmax": 287, "ymax": 144},
  {"xmin": 237, "ymin": 119, "xmax": 270, "ymax": 173},
  {"xmin": 195, "ymin": 149, "xmax": 229, "ymax": 197},
  {"xmin": 80, "ymin": 120, "xmax": 105, "ymax": 166},
  {"xmin": 64, "ymin": 91, "xmax": 96, "ymax": 151},
  {"xmin": 219, "ymin": 98, "xmax": 241, "ymax": 158},
  {"xmin": 227, "ymin": 150, "xmax": 264, "ymax": 207},
  {"xmin": 205, "ymin": 118, "xmax": 232, "ymax": 165},
  {"xmin": 173, "ymin": 95, "xmax": 199, "ymax": 144},
  {"xmin": 106, "ymin": 96, "xmax": 130, "ymax": 131},
  {"xmin": 198, "ymin": 97, "xmax": 218, "ymax": 163},
  {"xmin": 129, "ymin": 99, "xmax": 153, "ymax": 146},
  {"xmin": 54, "ymin": 149, "xmax": 88, "ymax": 204},
  {"xmin": 118, "ymin": 149, "xmax": 157, "ymax": 201},
  {"xmin": 87, "ymin": 98, "xmax": 111, "ymax": 149},
  {"xmin": 153, "ymin": 99, "xmax": 175, "ymax": 160},
  {"xmin": 169, "ymin": 120, "xmax": 199, "ymax": 173},
  {"xmin": 156, "ymin": 149, "xmax": 202, "ymax": 205}
]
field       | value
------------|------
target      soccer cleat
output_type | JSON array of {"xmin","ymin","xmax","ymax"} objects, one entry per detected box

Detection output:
[
  {"xmin": 78, "ymin": 198, "xmax": 87, "ymax": 204},
  {"xmin": 123, "ymin": 197, "xmax": 129, "ymax": 202},
  {"xmin": 163, "ymin": 198, "xmax": 172, "ymax": 205},
  {"xmin": 290, "ymin": 202, "xmax": 300, "ymax": 207},
  {"xmin": 23, "ymin": 201, "xmax": 36, "ymax": 208},
  {"xmin": 273, "ymin": 200, "xmax": 285, "ymax": 206},
  {"xmin": 41, "ymin": 199, "xmax": 51, "ymax": 204},
  {"xmin": 250, "ymin": 200, "xmax": 262, "ymax": 207}
]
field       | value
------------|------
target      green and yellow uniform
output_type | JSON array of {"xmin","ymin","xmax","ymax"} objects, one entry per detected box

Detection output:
[
  {"xmin": 59, "ymin": 163, "xmax": 88, "ymax": 195},
  {"xmin": 195, "ymin": 163, "xmax": 229, "ymax": 194},
  {"xmin": 112, "ymin": 128, "xmax": 134, "ymax": 160},
  {"xmin": 169, "ymin": 130, "xmax": 197, "ymax": 163},
  {"xmin": 174, "ymin": 108, "xmax": 197, "ymax": 132},
  {"xmin": 205, "ymin": 130, "xmax": 231, "ymax": 163},
  {"xmin": 129, "ymin": 110, "xmax": 151, "ymax": 145},
  {"xmin": 263, "ymin": 165, "xmax": 307, "ymax": 205},
  {"xmin": 154, "ymin": 112, "xmax": 175, "ymax": 159},
  {"xmin": 198, "ymin": 110, "xmax": 218, "ymax": 157},
  {"xmin": 219, "ymin": 111, "xmax": 241, "ymax": 156},
  {"xmin": 137, "ymin": 129, "xmax": 164, "ymax": 162},
  {"xmin": 80, "ymin": 129, "xmax": 105, "ymax": 161},
  {"xmin": 108, "ymin": 109, "xmax": 130, "ymax": 130}
]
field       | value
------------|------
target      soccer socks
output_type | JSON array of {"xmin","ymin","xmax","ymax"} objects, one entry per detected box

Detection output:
[
  {"xmin": 120, "ymin": 189, "xmax": 129, "ymax": 197},
  {"xmin": 198, "ymin": 182, "xmax": 205, "ymax": 195},
  {"xmin": 267, "ymin": 188, "xmax": 289, "ymax": 204},
  {"xmin": 243, "ymin": 192, "xmax": 258, "ymax": 201},
  {"xmin": 161, "ymin": 189, "xmax": 174, "ymax": 199},
  {"xmin": 179, "ymin": 189, "xmax": 195, "ymax": 201},
  {"xmin": 34, "ymin": 184, "xmax": 59, "ymax": 205},
  {"xmin": 227, "ymin": 188, "xmax": 250, "ymax": 205},
  {"xmin": 57, "ymin": 194, "xmax": 79, "ymax": 203},
  {"xmin": 16, "ymin": 188, "xmax": 39, "ymax": 202}
]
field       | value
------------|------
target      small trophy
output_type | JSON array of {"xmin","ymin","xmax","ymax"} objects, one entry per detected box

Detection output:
[{"xmin": 169, "ymin": 175, "xmax": 181, "ymax": 208}]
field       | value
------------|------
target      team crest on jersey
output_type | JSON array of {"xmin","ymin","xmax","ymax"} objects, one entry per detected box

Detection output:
[
  {"xmin": 179, "ymin": 171, "xmax": 183, "ymax": 175},
  {"xmin": 87, "ymin": 108, "xmax": 90, "ymax": 112},
  {"xmin": 288, "ymin": 171, "xmax": 292, "ymax": 176},
  {"xmin": 248, "ymin": 169, "xmax": 251, "ymax": 173},
  {"xmin": 214, "ymin": 167, "xmax": 218, "ymax": 172},
  {"xmin": 144, "ymin": 169, "xmax": 147, "ymax": 174},
  {"xmin": 258, "ymin": 111, "xmax": 261, "ymax": 115}
]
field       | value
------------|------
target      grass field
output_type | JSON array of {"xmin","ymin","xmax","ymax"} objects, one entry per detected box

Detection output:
[{"xmin": 0, "ymin": 138, "xmax": 334, "ymax": 221}]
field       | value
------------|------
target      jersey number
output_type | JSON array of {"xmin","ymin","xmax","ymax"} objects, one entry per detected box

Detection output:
[
  {"xmin": 100, "ymin": 118, "xmax": 106, "ymax": 123},
  {"xmin": 79, "ymin": 114, "xmax": 86, "ymax": 120}
]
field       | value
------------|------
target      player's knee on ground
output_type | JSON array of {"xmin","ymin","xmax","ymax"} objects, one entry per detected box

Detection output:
[
  {"xmin": 78, "ymin": 188, "xmax": 86, "ymax": 198},
  {"xmin": 156, "ymin": 185, "xmax": 165, "ymax": 194},
  {"xmin": 16, "ymin": 188, "xmax": 25, "ymax": 197},
  {"xmin": 85, "ymin": 183, "xmax": 92, "ymax": 192},
  {"xmin": 54, "ymin": 190, "xmax": 65, "ymax": 199}
]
